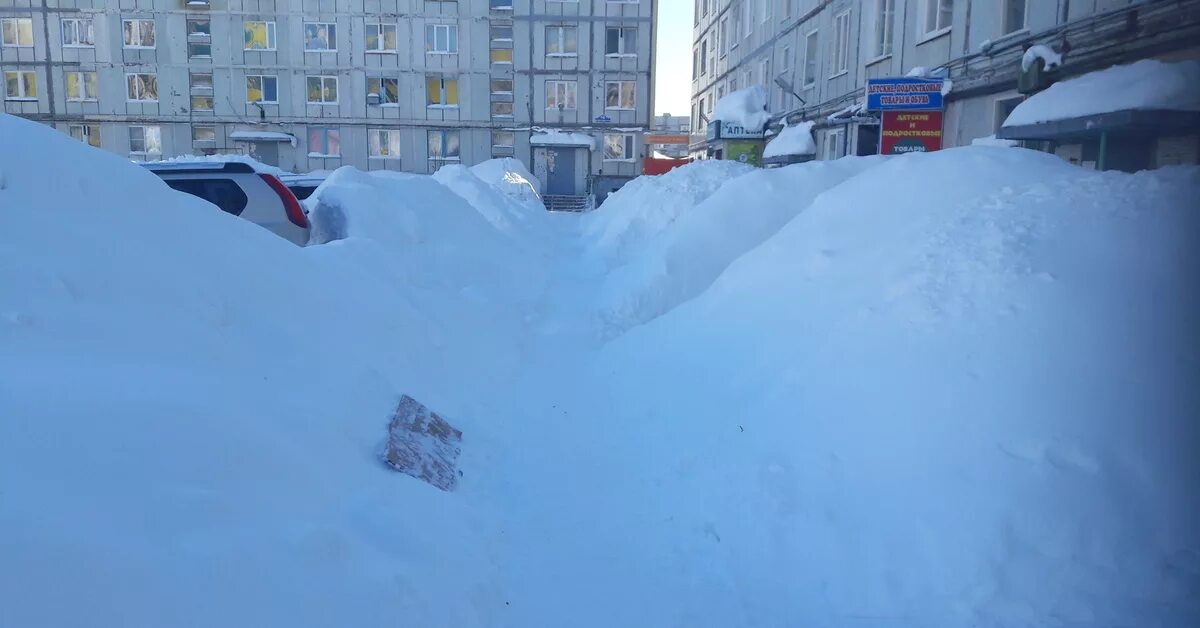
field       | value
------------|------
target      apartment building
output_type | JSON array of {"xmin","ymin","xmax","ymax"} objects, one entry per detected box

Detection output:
[
  {"xmin": 689, "ymin": 0, "xmax": 1200, "ymax": 162},
  {"xmin": 0, "ymin": 0, "xmax": 656, "ymax": 199}
]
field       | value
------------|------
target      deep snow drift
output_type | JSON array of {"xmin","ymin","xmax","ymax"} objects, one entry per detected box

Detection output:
[{"xmin": 2, "ymin": 112, "xmax": 1198, "ymax": 627}]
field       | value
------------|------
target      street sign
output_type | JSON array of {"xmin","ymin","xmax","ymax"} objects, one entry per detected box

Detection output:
[
  {"xmin": 866, "ymin": 77, "xmax": 945, "ymax": 111},
  {"xmin": 880, "ymin": 111, "xmax": 944, "ymax": 154},
  {"xmin": 706, "ymin": 120, "xmax": 763, "ymax": 141},
  {"xmin": 595, "ymin": 115, "xmax": 612, "ymax": 122}
]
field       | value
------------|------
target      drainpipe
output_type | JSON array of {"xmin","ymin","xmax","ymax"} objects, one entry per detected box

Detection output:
[{"xmin": 1097, "ymin": 131, "xmax": 1108, "ymax": 171}]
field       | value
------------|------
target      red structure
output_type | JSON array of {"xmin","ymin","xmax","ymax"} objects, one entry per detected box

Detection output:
[{"xmin": 643, "ymin": 157, "xmax": 689, "ymax": 176}]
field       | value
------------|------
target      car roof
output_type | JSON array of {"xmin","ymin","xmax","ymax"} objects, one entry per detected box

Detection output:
[{"xmin": 141, "ymin": 161, "xmax": 257, "ymax": 175}]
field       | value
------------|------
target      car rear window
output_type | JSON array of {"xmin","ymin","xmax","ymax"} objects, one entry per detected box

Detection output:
[
  {"xmin": 288, "ymin": 185, "xmax": 318, "ymax": 200},
  {"xmin": 165, "ymin": 179, "xmax": 249, "ymax": 216}
]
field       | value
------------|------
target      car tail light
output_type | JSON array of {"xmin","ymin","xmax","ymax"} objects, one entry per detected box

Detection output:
[{"xmin": 259, "ymin": 173, "xmax": 309, "ymax": 229}]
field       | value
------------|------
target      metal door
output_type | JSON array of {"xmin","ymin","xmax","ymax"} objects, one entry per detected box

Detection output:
[
  {"xmin": 248, "ymin": 141, "xmax": 280, "ymax": 166},
  {"xmin": 546, "ymin": 147, "xmax": 576, "ymax": 195}
]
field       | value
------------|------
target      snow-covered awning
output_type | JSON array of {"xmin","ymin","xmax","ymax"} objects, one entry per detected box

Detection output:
[
  {"xmin": 763, "ymin": 121, "xmax": 816, "ymax": 158},
  {"xmin": 998, "ymin": 59, "xmax": 1200, "ymax": 141},
  {"xmin": 530, "ymin": 130, "xmax": 595, "ymax": 149},
  {"xmin": 230, "ymin": 130, "xmax": 297, "ymax": 145},
  {"xmin": 713, "ymin": 86, "xmax": 770, "ymax": 133}
]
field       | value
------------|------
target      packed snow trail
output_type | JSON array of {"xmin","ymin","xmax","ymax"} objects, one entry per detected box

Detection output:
[{"xmin": 2, "ymin": 114, "xmax": 1198, "ymax": 627}]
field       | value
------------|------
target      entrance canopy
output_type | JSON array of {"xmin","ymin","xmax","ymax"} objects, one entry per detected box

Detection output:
[
  {"xmin": 229, "ymin": 130, "xmax": 296, "ymax": 146},
  {"xmin": 530, "ymin": 130, "xmax": 595, "ymax": 149}
]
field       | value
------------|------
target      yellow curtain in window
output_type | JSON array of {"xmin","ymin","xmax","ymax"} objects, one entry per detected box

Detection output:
[
  {"xmin": 426, "ymin": 77, "xmax": 440, "ymax": 104},
  {"xmin": 491, "ymin": 49, "xmax": 512, "ymax": 63},
  {"xmin": 245, "ymin": 22, "xmax": 267, "ymax": 49},
  {"xmin": 65, "ymin": 72, "xmax": 79, "ymax": 99},
  {"xmin": 445, "ymin": 79, "xmax": 458, "ymax": 105}
]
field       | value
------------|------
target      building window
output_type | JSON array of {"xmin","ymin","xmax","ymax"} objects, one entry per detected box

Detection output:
[
  {"xmin": 491, "ymin": 79, "xmax": 513, "ymax": 95},
  {"xmin": 490, "ymin": 0, "xmax": 515, "ymax": 9},
  {"xmin": 122, "ymin": 19, "xmax": 156, "ymax": 49},
  {"xmin": 873, "ymin": 0, "xmax": 895, "ymax": 58},
  {"xmin": 603, "ymin": 133, "xmax": 634, "ymax": 161},
  {"xmin": 306, "ymin": 76, "xmax": 338, "ymax": 104},
  {"xmin": 700, "ymin": 39, "xmax": 708, "ymax": 75},
  {"xmin": 4, "ymin": 71, "xmax": 36, "ymax": 100},
  {"xmin": 783, "ymin": 0, "xmax": 792, "ymax": 18},
  {"xmin": 368, "ymin": 129, "xmax": 401, "ymax": 159},
  {"xmin": 1, "ymin": 18, "xmax": 34, "ymax": 47},
  {"xmin": 742, "ymin": 0, "xmax": 752, "ymax": 38},
  {"xmin": 605, "ymin": 81, "xmax": 635, "ymax": 109},
  {"xmin": 246, "ymin": 75, "xmax": 278, "ymax": 104},
  {"xmin": 922, "ymin": 0, "xmax": 954, "ymax": 35},
  {"xmin": 190, "ymin": 72, "xmax": 213, "ymax": 111},
  {"xmin": 546, "ymin": 25, "xmax": 578, "ymax": 56},
  {"xmin": 126, "ymin": 73, "xmax": 158, "ymax": 101},
  {"xmin": 719, "ymin": 17, "xmax": 728, "ymax": 57},
  {"xmin": 65, "ymin": 71, "xmax": 97, "ymax": 101},
  {"xmin": 366, "ymin": 23, "xmax": 398, "ymax": 52},
  {"xmin": 491, "ymin": 102, "xmax": 514, "ymax": 118},
  {"xmin": 367, "ymin": 77, "xmax": 399, "ymax": 105},
  {"xmin": 187, "ymin": 18, "xmax": 211, "ymax": 58},
  {"xmin": 304, "ymin": 23, "xmax": 337, "ymax": 51},
  {"xmin": 492, "ymin": 131, "xmax": 515, "ymax": 150},
  {"xmin": 69, "ymin": 124, "xmax": 100, "ymax": 148},
  {"xmin": 823, "ymin": 128, "xmax": 843, "ymax": 160},
  {"xmin": 546, "ymin": 80, "xmax": 577, "ymax": 109},
  {"xmin": 129, "ymin": 125, "xmax": 162, "ymax": 155},
  {"xmin": 244, "ymin": 21, "xmax": 276, "ymax": 50},
  {"xmin": 61, "ymin": 18, "xmax": 95, "ymax": 48},
  {"xmin": 428, "ymin": 130, "xmax": 461, "ymax": 161},
  {"xmin": 426, "ymin": 24, "xmax": 458, "ymax": 53},
  {"xmin": 192, "ymin": 125, "xmax": 217, "ymax": 145},
  {"xmin": 702, "ymin": 0, "xmax": 709, "ymax": 17},
  {"xmin": 491, "ymin": 25, "xmax": 513, "ymax": 41},
  {"xmin": 993, "ymin": 96, "xmax": 1023, "ymax": 132},
  {"xmin": 1003, "ymin": 0, "xmax": 1027, "ymax": 35},
  {"xmin": 308, "ymin": 127, "xmax": 340, "ymax": 156},
  {"xmin": 491, "ymin": 48, "xmax": 514, "ymax": 64},
  {"xmin": 426, "ymin": 76, "xmax": 459, "ymax": 107},
  {"xmin": 803, "ymin": 30, "xmax": 818, "ymax": 86},
  {"xmin": 759, "ymin": 57, "xmax": 770, "ymax": 85},
  {"xmin": 832, "ymin": 11, "xmax": 850, "ymax": 76},
  {"xmin": 606, "ymin": 27, "xmax": 637, "ymax": 56},
  {"xmin": 692, "ymin": 47, "xmax": 698, "ymax": 79}
]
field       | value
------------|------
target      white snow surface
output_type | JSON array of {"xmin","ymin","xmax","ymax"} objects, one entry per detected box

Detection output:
[
  {"xmin": 469, "ymin": 156, "xmax": 542, "ymax": 198},
  {"xmin": 1005, "ymin": 59, "xmax": 1200, "ymax": 127},
  {"xmin": 972, "ymin": 134, "xmax": 1020, "ymax": 147},
  {"xmin": 713, "ymin": 85, "xmax": 771, "ymax": 132},
  {"xmin": 530, "ymin": 129, "xmax": 595, "ymax": 148},
  {"xmin": 1021, "ymin": 44, "xmax": 1064, "ymax": 72},
  {"xmin": 763, "ymin": 121, "xmax": 817, "ymax": 158},
  {"xmin": 3, "ymin": 112, "xmax": 1200, "ymax": 627}
]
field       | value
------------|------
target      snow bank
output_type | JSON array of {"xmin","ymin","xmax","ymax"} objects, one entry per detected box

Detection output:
[
  {"xmin": 470, "ymin": 156, "xmax": 542, "ymax": 197},
  {"xmin": 554, "ymin": 147, "xmax": 1200, "ymax": 626},
  {"xmin": 581, "ymin": 159, "xmax": 755, "ymax": 262},
  {"xmin": 763, "ymin": 121, "xmax": 816, "ymax": 158},
  {"xmin": 972, "ymin": 134, "xmax": 1020, "ymax": 147},
  {"xmin": 433, "ymin": 163, "xmax": 545, "ymax": 233},
  {"xmin": 0, "ymin": 113, "xmax": 526, "ymax": 627},
  {"xmin": 1005, "ymin": 59, "xmax": 1200, "ymax": 126},
  {"xmin": 590, "ymin": 156, "xmax": 884, "ymax": 334},
  {"xmin": 713, "ymin": 85, "xmax": 770, "ymax": 132}
]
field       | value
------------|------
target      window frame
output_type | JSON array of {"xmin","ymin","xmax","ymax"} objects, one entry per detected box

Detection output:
[
  {"xmin": 2, "ymin": 18, "xmax": 34, "ymax": 47},
  {"xmin": 700, "ymin": 39, "xmax": 708, "ymax": 75},
  {"xmin": 303, "ymin": 22, "xmax": 338, "ymax": 52},
  {"xmin": 545, "ymin": 79, "xmax": 578, "ymax": 110},
  {"xmin": 425, "ymin": 24, "xmax": 459, "ymax": 54},
  {"xmin": 61, "ymin": 17, "xmax": 95, "ymax": 48},
  {"xmin": 871, "ymin": 0, "xmax": 896, "ymax": 60},
  {"xmin": 122, "ymin": 18, "xmax": 156, "ymax": 49},
  {"xmin": 426, "ymin": 75, "xmax": 459, "ymax": 108},
  {"xmin": 831, "ymin": 10, "xmax": 851, "ymax": 78},
  {"xmin": 128, "ymin": 125, "xmax": 162, "ymax": 156},
  {"xmin": 603, "ymin": 133, "xmax": 635, "ymax": 162},
  {"xmin": 190, "ymin": 72, "xmax": 214, "ymax": 111},
  {"xmin": 246, "ymin": 74, "xmax": 279, "ymax": 104},
  {"xmin": 125, "ymin": 73, "xmax": 158, "ymax": 102},
  {"xmin": 993, "ymin": 95, "xmax": 1023, "ymax": 133},
  {"xmin": 802, "ymin": 29, "xmax": 818, "ymax": 87},
  {"xmin": 491, "ymin": 48, "xmax": 514, "ymax": 64},
  {"xmin": 919, "ymin": 0, "xmax": 954, "ymax": 39},
  {"xmin": 1001, "ymin": 0, "xmax": 1028, "ymax": 36},
  {"xmin": 65, "ymin": 70, "xmax": 98, "ymax": 102},
  {"xmin": 4, "ymin": 70, "xmax": 37, "ymax": 100},
  {"xmin": 307, "ymin": 127, "xmax": 341, "ymax": 157},
  {"xmin": 69, "ymin": 124, "xmax": 101, "ymax": 148},
  {"xmin": 719, "ymin": 17, "xmax": 728, "ymax": 58},
  {"xmin": 492, "ymin": 130, "xmax": 515, "ymax": 150},
  {"xmin": 191, "ymin": 124, "xmax": 217, "ymax": 145},
  {"xmin": 306, "ymin": 75, "xmax": 339, "ymax": 105},
  {"xmin": 491, "ymin": 79, "xmax": 514, "ymax": 95},
  {"xmin": 605, "ymin": 26, "xmax": 637, "ymax": 57},
  {"xmin": 427, "ymin": 129, "xmax": 462, "ymax": 161},
  {"xmin": 823, "ymin": 128, "xmax": 844, "ymax": 160},
  {"xmin": 365, "ymin": 23, "xmax": 398, "ymax": 53},
  {"xmin": 545, "ymin": 25, "xmax": 578, "ymax": 57},
  {"xmin": 491, "ymin": 101, "xmax": 514, "ymax": 118},
  {"xmin": 368, "ymin": 128, "xmax": 402, "ymax": 159},
  {"xmin": 243, "ymin": 21, "xmax": 277, "ymax": 51},
  {"xmin": 604, "ymin": 80, "xmax": 636, "ymax": 110},
  {"xmin": 367, "ymin": 76, "xmax": 400, "ymax": 106}
]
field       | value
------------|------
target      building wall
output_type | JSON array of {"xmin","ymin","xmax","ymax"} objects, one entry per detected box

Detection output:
[
  {"xmin": 1, "ymin": 0, "xmax": 655, "ymax": 192},
  {"xmin": 689, "ymin": 0, "xmax": 1200, "ymax": 160}
]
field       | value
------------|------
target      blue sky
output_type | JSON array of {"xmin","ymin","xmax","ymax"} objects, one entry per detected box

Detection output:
[{"xmin": 655, "ymin": 0, "xmax": 693, "ymax": 116}]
